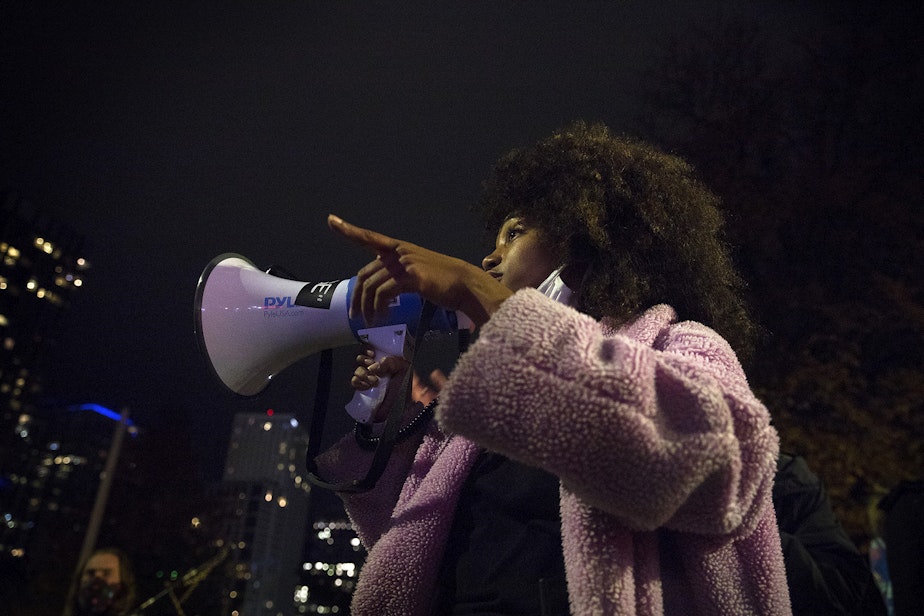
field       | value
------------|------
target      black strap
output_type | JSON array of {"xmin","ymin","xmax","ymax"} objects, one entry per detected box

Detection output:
[{"xmin": 305, "ymin": 301, "xmax": 439, "ymax": 493}]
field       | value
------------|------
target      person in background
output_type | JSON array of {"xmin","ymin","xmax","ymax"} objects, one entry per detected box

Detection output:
[
  {"xmin": 65, "ymin": 547, "xmax": 137, "ymax": 616},
  {"xmin": 317, "ymin": 121, "xmax": 791, "ymax": 615},
  {"xmin": 773, "ymin": 452, "xmax": 888, "ymax": 615},
  {"xmin": 879, "ymin": 480, "xmax": 924, "ymax": 616}
]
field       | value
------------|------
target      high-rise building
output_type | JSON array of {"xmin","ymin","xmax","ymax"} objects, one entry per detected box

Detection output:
[
  {"xmin": 208, "ymin": 410, "xmax": 365, "ymax": 615},
  {"xmin": 0, "ymin": 401, "xmax": 138, "ymax": 615},
  {"xmin": 0, "ymin": 191, "xmax": 92, "ymax": 581},
  {"xmin": 218, "ymin": 411, "xmax": 312, "ymax": 616},
  {"xmin": 297, "ymin": 504, "xmax": 362, "ymax": 615},
  {"xmin": 0, "ymin": 191, "xmax": 88, "ymax": 423}
]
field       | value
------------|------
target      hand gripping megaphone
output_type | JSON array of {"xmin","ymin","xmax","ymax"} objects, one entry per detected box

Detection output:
[{"xmin": 194, "ymin": 253, "xmax": 464, "ymax": 423}]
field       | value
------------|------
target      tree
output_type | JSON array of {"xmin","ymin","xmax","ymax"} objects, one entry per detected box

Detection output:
[{"xmin": 636, "ymin": 5, "xmax": 924, "ymax": 545}]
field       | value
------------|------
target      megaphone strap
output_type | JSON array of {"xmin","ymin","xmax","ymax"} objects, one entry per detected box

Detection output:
[
  {"xmin": 354, "ymin": 398, "xmax": 438, "ymax": 451},
  {"xmin": 305, "ymin": 300, "xmax": 440, "ymax": 493}
]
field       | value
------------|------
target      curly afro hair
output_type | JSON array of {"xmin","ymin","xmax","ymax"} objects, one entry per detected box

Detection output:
[{"xmin": 476, "ymin": 121, "xmax": 757, "ymax": 360}]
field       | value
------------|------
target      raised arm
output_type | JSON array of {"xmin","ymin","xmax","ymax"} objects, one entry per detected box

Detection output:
[{"xmin": 327, "ymin": 214, "xmax": 511, "ymax": 328}]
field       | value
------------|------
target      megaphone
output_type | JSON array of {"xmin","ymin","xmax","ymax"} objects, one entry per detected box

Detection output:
[{"xmin": 194, "ymin": 253, "xmax": 465, "ymax": 423}]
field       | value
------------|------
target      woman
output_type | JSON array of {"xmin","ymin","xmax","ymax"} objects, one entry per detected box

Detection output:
[{"xmin": 318, "ymin": 122, "xmax": 791, "ymax": 615}]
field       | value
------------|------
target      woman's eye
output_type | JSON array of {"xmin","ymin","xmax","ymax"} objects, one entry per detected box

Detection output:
[{"xmin": 507, "ymin": 227, "xmax": 524, "ymax": 241}]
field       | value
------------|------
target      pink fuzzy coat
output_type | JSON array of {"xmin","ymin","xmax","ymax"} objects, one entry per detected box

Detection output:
[{"xmin": 317, "ymin": 289, "xmax": 792, "ymax": 615}]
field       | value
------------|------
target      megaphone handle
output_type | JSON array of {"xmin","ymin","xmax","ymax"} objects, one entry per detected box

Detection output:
[
  {"xmin": 345, "ymin": 376, "xmax": 388, "ymax": 424},
  {"xmin": 346, "ymin": 326, "xmax": 410, "ymax": 424}
]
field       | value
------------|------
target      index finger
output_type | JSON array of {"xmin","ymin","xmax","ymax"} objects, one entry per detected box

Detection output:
[{"xmin": 328, "ymin": 214, "xmax": 399, "ymax": 256}]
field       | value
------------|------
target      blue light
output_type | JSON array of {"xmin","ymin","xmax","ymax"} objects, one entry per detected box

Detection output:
[{"xmin": 67, "ymin": 403, "xmax": 135, "ymax": 427}]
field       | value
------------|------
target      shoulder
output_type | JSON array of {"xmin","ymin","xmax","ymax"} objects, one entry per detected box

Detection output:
[
  {"xmin": 618, "ymin": 305, "xmax": 746, "ymax": 381},
  {"xmin": 773, "ymin": 453, "xmax": 820, "ymax": 493},
  {"xmin": 771, "ymin": 453, "xmax": 830, "ymax": 531}
]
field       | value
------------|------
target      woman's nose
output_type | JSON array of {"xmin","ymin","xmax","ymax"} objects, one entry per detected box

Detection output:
[{"xmin": 482, "ymin": 251, "xmax": 500, "ymax": 271}]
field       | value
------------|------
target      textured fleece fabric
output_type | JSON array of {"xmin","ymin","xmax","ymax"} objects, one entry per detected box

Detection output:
[{"xmin": 317, "ymin": 289, "xmax": 792, "ymax": 615}]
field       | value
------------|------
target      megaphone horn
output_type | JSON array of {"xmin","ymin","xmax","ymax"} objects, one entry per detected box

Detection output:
[{"xmin": 194, "ymin": 253, "xmax": 463, "ymax": 422}]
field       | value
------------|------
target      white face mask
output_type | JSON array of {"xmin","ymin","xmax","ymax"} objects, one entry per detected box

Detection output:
[{"xmin": 536, "ymin": 266, "xmax": 573, "ymax": 306}]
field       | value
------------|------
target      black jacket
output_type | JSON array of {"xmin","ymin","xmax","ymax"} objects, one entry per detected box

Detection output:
[
  {"xmin": 773, "ymin": 453, "xmax": 887, "ymax": 616},
  {"xmin": 879, "ymin": 480, "xmax": 924, "ymax": 616}
]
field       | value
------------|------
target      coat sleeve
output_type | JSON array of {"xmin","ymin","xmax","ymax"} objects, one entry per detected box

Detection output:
[{"xmin": 437, "ymin": 288, "xmax": 779, "ymax": 536}]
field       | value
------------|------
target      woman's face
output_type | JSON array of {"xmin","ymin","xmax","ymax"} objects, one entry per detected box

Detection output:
[{"xmin": 482, "ymin": 217, "xmax": 559, "ymax": 292}]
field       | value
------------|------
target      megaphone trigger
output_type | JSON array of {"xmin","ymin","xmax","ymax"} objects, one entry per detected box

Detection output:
[{"xmin": 345, "ymin": 325, "xmax": 413, "ymax": 424}]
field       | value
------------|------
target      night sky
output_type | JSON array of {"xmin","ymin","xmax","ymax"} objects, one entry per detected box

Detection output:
[{"xmin": 1, "ymin": 1, "xmax": 836, "ymax": 478}]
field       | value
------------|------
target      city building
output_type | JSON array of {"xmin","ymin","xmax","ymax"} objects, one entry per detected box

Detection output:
[
  {"xmin": 0, "ymin": 402, "xmax": 137, "ymax": 612},
  {"xmin": 296, "ymin": 486, "xmax": 364, "ymax": 615},
  {"xmin": 0, "ymin": 191, "xmax": 88, "ymax": 424},
  {"xmin": 218, "ymin": 410, "xmax": 312, "ymax": 615},
  {"xmin": 206, "ymin": 409, "xmax": 365, "ymax": 615},
  {"xmin": 0, "ymin": 191, "xmax": 92, "ymax": 574}
]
